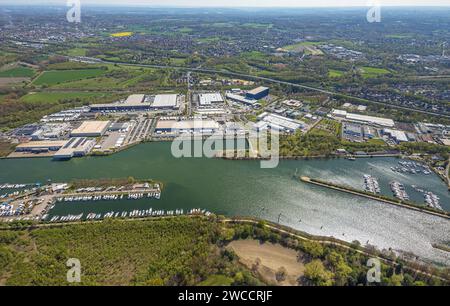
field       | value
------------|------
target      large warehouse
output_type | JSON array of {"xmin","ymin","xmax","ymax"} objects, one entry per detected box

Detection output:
[
  {"xmin": 15, "ymin": 140, "xmax": 68, "ymax": 153},
  {"xmin": 155, "ymin": 119, "xmax": 219, "ymax": 135},
  {"xmin": 89, "ymin": 94, "xmax": 152, "ymax": 112},
  {"xmin": 246, "ymin": 86, "xmax": 269, "ymax": 100},
  {"xmin": 152, "ymin": 94, "xmax": 179, "ymax": 109},
  {"xmin": 331, "ymin": 109, "xmax": 395, "ymax": 127},
  {"xmin": 198, "ymin": 93, "xmax": 224, "ymax": 106},
  {"xmin": 53, "ymin": 137, "xmax": 96, "ymax": 160},
  {"xmin": 70, "ymin": 121, "xmax": 110, "ymax": 137},
  {"xmin": 255, "ymin": 112, "xmax": 304, "ymax": 134}
]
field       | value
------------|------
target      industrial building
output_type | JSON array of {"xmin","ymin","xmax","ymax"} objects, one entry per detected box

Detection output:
[
  {"xmin": 155, "ymin": 119, "xmax": 220, "ymax": 135},
  {"xmin": 108, "ymin": 122, "xmax": 130, "ymax": 132},
  {"xmin": 15, "ymin": 140, "xmax": 68, "ymax": 153},
  {"xmin": 89, "ymin": 94, "xmax": 152, "ymax": 112},
  {"xmin": 255, "ymin": 112, "xmax": 304, "ymax": 133},
  {"xmin": 53, "ymin": 137, "xmax": 96, "ymax": 160},
  {"xmin": 70, "ymin": 121, "xmax": 110, "ymax": 137},
  {"xmin": 343, "ymin": 123, "xmax": 363, "ymax": 138},
  {"xmin": 226, "ymin": 93, "xmax": 258, "ymax": 106},
  {"xmin": 40, "ymin": 107, "xmax": 88, "ymax": 122},
  {"xmin": 198, "ymin": 93, "xmax": 224, "ymax": 106},
  {"xmin": 382, "ymin": 129, "xmax": 409, "ymax": 143},
  {"xmin": 152, "ymin": 94, "xmax": 179, "ymax": 109},
  {"xmin": 246, "ymin": 86, "xmax": 269, "ymax": 100},
  {"xmin": 331, "ymin": 109, "xmax": 395, "ymax": 127}
]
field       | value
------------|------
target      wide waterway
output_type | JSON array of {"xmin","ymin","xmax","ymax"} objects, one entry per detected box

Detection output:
[{"xmin": 0, "ymin": 142, "xmax": 449, "ymax": 265}]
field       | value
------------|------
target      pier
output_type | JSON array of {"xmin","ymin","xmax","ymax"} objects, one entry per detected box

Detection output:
[{"xmin": 299, "ymin": 176, "xmax": 450, "ymax": 220}]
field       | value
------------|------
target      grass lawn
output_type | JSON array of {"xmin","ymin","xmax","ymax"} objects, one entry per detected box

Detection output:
[
  {"xmin": 20, "ymin": 92, "xmax": 108, "ymax": 104},
  {"xmin": 66, "ymin": 48, "xmax": 87, "ymax": 57},
  {"xmin": 32, "ymin": 69, "xmax": 106, "ymax": 86},
  {"xmin": 0, "ymin": 66, "xmax": 35, "ymax": 78},
  {"xmin": 170, "ymin": 58, "xmax": 186, "ymax": 65},
  {"xmin": 328, "ymin": 69, "xmax": 345, "ymax": 78},
  {"xmin": 359, "ymin": 66, "xmax": 391, "ymax": 78}
]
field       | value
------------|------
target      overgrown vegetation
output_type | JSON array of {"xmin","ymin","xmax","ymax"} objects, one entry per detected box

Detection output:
[{"xmin": 0, "ymin": 217, "xmax": 447, "ymax": 286}]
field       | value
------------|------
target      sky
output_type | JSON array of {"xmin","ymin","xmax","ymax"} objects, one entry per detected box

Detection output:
[{"xmin": 2, "ymin": 0, "xmax": 450, "ymax": 7}]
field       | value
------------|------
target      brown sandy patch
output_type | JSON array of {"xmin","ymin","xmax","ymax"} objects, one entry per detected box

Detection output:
[{"xmin": 227, "ymin": 239, "xmax": 304, "ymax": 286}]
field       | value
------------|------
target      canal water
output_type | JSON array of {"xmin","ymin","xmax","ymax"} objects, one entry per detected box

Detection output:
[{"xmin": 0, "ymin": 142, "xmax": 449, "ymax": 265}]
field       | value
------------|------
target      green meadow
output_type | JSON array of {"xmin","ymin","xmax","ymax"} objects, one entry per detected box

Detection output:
[
  {"xmin": 0, "ymin": 66, "xmax": 36, "ymax": 78},
  {"xmin": 359, "ymin": 66, "xmax": 391, "ymax": 78},
  {"xmin": 20, "ymin": 92, "xmax": 108, "ymax": 104},
  {"xmin": 33, "ymin": 69, "xmax": 106, "ymax": 86}
]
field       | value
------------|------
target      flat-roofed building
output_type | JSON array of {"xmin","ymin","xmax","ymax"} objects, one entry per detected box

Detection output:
[
  {"xmin": 155, "ymin": 119, "xmax": 219, "ymax": 135},
  {"xmin": 255, "ymin": 112, "xmax": 304, "ymax": 134},
  {"xmin": 246, "ymin": 86, "xmax": 269, "ymax": 100},
  {"xmin": 382, "ymin": 129, "xmax": 408, "ymax": 143},
  {"xmin": 226, "ymin": 93, "xmax": 258, "ymax": 106},
  {"xmin": 90, "ymin": 94, "xmax": 152, "ymax": 112},
  {"xmin": 198, "ymin": 93, "xmax": 224, "ymax": 106},
  {"xmin": 53, "ymin": 137, "xmax": 96, "ymax": 160},
  {"xmin": 70, "ymin": 121, "xmax": 110, "ymax": 137},
  {"xmin": 125, "ymin": 94, "xmax": 145, "ymax": 104},
  {"xmin": 15, "ymin": 140, "xmax": 68, "ymax": 153},
  {"xmin": 331, "ymin": 109, "xmax": 394, "ymax": 127},
  {"xmin": 152, "ymin": 94, "xmax": 178, "ymax": 109}
]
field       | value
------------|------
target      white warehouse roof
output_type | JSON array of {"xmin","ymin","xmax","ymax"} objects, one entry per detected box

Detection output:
[
  {"xmin": 152, "ymin": 94, "xmax": 178, "ymax": 108},
  {"xmin": 199, "ymin": 93, "xmax": 223, "ymax": 105}
]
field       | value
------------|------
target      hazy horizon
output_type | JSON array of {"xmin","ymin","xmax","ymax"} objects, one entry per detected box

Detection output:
[{"xmin": 1, "ymin": 0, "xmax": 450, "ymax": 8}]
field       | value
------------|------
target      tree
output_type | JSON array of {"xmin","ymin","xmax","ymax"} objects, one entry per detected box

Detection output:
[
  {"xmin": 276, "ymin": 266, "xmax": 287, "ymax": 282},
  {"xmin": 304, "ymin": 260, "xmax": 334, "ymax": 286}
]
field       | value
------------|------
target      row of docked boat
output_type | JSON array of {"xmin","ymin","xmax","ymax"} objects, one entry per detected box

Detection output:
[
  {"xmin": 390, "ymin": 181, "xmax": 410, "ymax": 201},
  {"xmin": 48, "ymin": 213, "xmax": 83, "ymax": 223},
  {"xmin": 411, "ymin": 185, "xmax": 442, "ymax": 210},
  {"xmin": 55, "ymin": 192, "xmax": 161, "ymax": 203},
  {"xmin": 363, "ymin": 175, "xmax": 380, "ymax": 194},
  {"xmin": 391, "ymin": 161, "xmax": 432, "ymax": 175},
  {"xmin": 45, "ymin": 208, "xmax": 212, "ymax": 223},
  {"xmin": 0, "ymin": 183, "xmax": 31, "ymax": 189}
]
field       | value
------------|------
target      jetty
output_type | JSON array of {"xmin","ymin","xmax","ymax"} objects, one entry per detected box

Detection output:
[{"xmin": 299, "ymin": 176, "xmax": 449, "ymax": 220}]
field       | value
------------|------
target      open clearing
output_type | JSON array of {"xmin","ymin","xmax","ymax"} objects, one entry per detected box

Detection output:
[
  {"xmin": 32, "ymin": 69, "xmax": 107, "ymax": 86},
  {"xmin": 20, "ymin": 91, "xmax": 108, "ymax": 103},
  {"xmin": 0, "ymin": 77, "xmax": 29, "ymax": 87},
  {"xmin": 282, "ymin": 41, "xmax": 324, "ymax": 55},
  {"xmin": 227, "ymin": 239, "xmax": 305, "ymax": 286}
]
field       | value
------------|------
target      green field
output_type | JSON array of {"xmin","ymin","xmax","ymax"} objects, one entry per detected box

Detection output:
[
  {"xmin": 0, "ymin": 66, "xmax": 35, "ymax": 78},
  {"xmin": 328, "ymin": 69, "xmax": 345, "ymax": 78},
  {"xmin": 359, "ymin": 66, "xmax": 391, "ymax": 78},
  {"xmin": 33, "ymin": 69, "xmax": 107, "ymax": 86},
  {"xmin": 66, "ymin": 48, "xmax": 88, "ymax": 57},
  {"xmin": 20, "ymin": 92, "xmax": 108, "ymax": 104}
]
